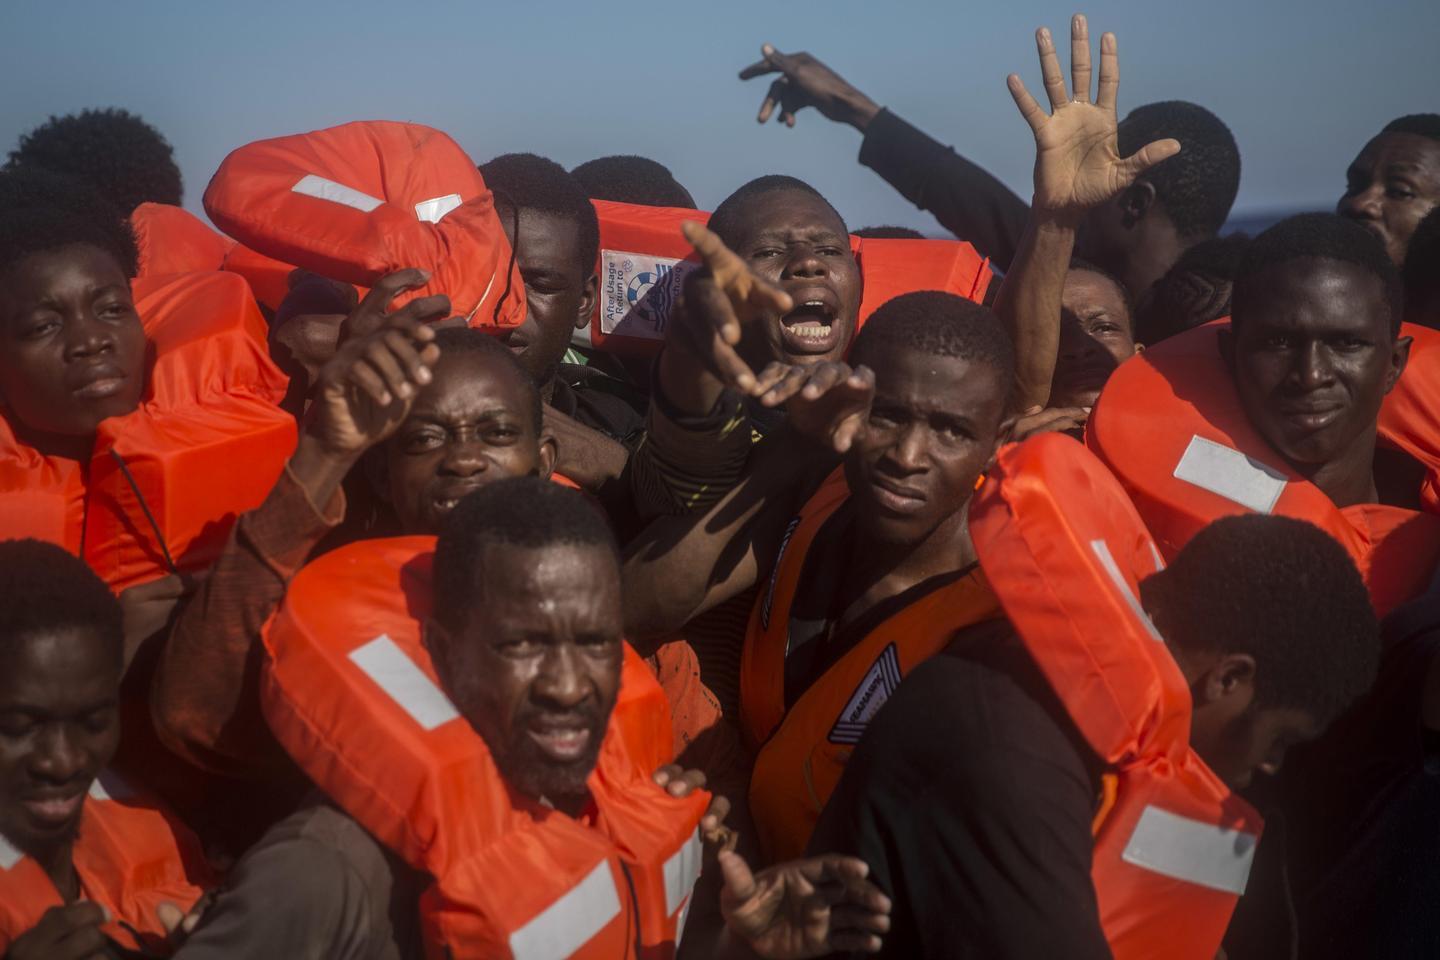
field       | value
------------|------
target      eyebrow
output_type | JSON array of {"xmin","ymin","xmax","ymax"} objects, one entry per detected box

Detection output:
[{"xmin": 749, "ymin": 228, "xmax": 848, "ymax": 245}]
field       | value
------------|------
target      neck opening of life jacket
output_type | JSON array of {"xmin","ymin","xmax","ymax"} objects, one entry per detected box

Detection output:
[
  {"xmin": 0, "ymin": 770, "xmax": 210, "ymax": 956},
  {"xmin": 261, "ymin": 535, "xmax": 708, "ymax": 960},
  {"xmin": 203, "ymin": 120, "xmax": 525, "ymax": 331},
  {"xmin": 739, "ymin": 468, "xmax": 1002, "ymax": 863},
  {"xmin": 971, "ymin": 432, "xmax": 1262, "ymax": 960},
  {"xmin": 1087, "ymin": 319, "xmax": 1440, "ymax": 617},
  {"xmin": 584, "ymin": 200, "xmax": 991, "ymax": 356},
  {"xmin": 0, "ymin": 270, "xmax": 296, "ymax": 591}
]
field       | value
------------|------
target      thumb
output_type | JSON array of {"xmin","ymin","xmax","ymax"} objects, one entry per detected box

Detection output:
[
  {"xmin": 156, "ymin": 901, "xmax": 184, "ymax": 934},
  {"xmin": 719, "ymin": 849, "xmax": 759, "ymax": 902},
  {"xmin": 761, "ymin": 43, "xmax": 794, "ymax": 73},
  {"xmin": 1120, "ymin": 137, "xmax": 1182, "ymax": 179}
]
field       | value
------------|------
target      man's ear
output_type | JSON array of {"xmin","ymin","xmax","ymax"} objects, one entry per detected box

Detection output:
[
  {"xmin": 536, "ymin": 428, "xmax": 559, "ymax": 481},
  {"xmin": 985, "ymin": 415, "xmax": 1019, "ymax": 473},
  {"xmin": 1118, "ymin": 181, "xmax": 1157, "ymax": 228},
  {"xmin": 1385, "ymin": 333, "xmax": 1413, "ymax": 395},
  {"xmin": 1196, "ymin": 652, "xmax": 1258, "ymax": 710},
  {"xmin": 575, "ymin": 273, "xmax": 598, "ymax": 332},
  {"xmin": 1133, "ymin": 341, "xmax": 1145, "ymax": 355}
]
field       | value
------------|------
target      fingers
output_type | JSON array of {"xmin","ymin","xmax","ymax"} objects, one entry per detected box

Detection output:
[
  {"xmin": 1007, "ymin": 74, "xmax": 1048, "ymax": 133},
  {"xmin": 831, "ymin": 903, "xmax": 892, "ymax": 935},
  {"xmin": 758, "ymin": 78, "xmax": 786, "ymax": 123},
  {"xmin": 718, "ymin": 849, "xmax": 759, "ymax": 902},
  {"xmin": 702, "ymin": 794, "xmax": 732, "ymax": 834},
  {"xmin": 1120, "ymin": 137, "xmax": 1183, "ymax": 179},
  {"xmin": 1070, "ymin": 14, "xmax": 1091, "ymax": 103},
  {"xmin": 1096, "ymin": 31, "xmax": 1119, "ymax": 112},
  {"xmin": 1036, "ymin": 26, "xmax": 1068, "ymax": 111},
  {"xmin": 156, "ymin": 901, "xmax": 185, "ymax": 935},
  {"xmin": 682, "ymin": 221, "xmax": 743, "ymax": 303},
  {"xmin": 349, "ymin": 268, "xmax": 432, "ymax": 338},
  {"xmin": 759, "ymin": 364, "xmax": 812, "ymax": 407}
]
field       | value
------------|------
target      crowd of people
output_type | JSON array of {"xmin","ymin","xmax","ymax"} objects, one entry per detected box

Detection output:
[{"xmin": 1, "ymin": 12, "xmax": 1438, "ymax": 959}]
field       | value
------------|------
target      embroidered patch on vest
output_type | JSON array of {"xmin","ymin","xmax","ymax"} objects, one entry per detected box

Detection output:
[
  {"xmin": 827, "ymin": 644, "xmax": 902, "ymax": 745},
  {"xmin": 763, "ymin": 516, "xmax": 803, "ymax": 634}
]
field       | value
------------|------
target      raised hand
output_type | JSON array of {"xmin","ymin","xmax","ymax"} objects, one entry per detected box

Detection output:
[
  {"xmin": 1007, "ymin": 14, "xmax": 1180, "ymax": 219},
  {"xmin": 719, "ymin": 851, "xmax": 891, "ymax": 958},
  {"xmin": 751, "ymin": 361, "xmax": 876, "ymax": 454},
  {"xmin": 6, "ymin": 902, "xmax": 109, "ymax": 960},
  {"xmin": 738, "ymin": 45, "xmax": 881, "ymax": 131},
  {"xmin": 307, "ymin": 268, "xmax": 448, "ymax": 459},
  {"xmin": 660, "ymin": 221, "xmax": 794, "ymax": 413}
]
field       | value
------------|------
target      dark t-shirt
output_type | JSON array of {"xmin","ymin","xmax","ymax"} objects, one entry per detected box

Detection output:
[{"xmin": 806, "ymin": 623, "xmax": 1112, "ymax": 959}]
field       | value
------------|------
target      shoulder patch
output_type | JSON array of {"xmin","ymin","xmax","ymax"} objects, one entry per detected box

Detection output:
[{"xmin": 827, "ymin": 643, "xmax": 902, "ymax": 745}]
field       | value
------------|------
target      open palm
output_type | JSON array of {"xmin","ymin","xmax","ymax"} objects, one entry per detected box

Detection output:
[{"xmin": 1009, "ymin": 15, "xmax": 1180, "ymax": 217}]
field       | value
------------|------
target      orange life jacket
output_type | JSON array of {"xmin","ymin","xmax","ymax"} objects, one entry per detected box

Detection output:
[
  {"xmin": 0, "ymin": 772, "xmax": 209, "ymax": 956},
  {"xmin": 739, "ymin": 469, "xmax": 1003, "ymax": 862},
  {"xmin": 0, "ymin": 271, "xmax": 295, "ymax": 591},
  {"xmin": 130, "ymin": 203, "xmax": 233, "ymax": 280},
  {"xmin": 221, "ymin": 242, "xmax": 298, "ymax": 313},
  {"xmin": 261, "ymin": 536, "xmax": 708, "ymax": 959},
  {"xmin": 587, "ymin": 201, "xmax": 991, "ymax": 354},
  {"xmin": 1087, "ymin": 320, "xmax": 1440, "ymax": 616},
  {"xmin": 971, "ymin": 433, "xmax": 1263, "ymax": 960},
  {"xmin": 203, "ymin": 121, "xmax": 524, "ymax": 329}
]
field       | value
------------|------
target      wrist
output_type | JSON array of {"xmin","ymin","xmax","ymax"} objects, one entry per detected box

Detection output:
[
  {"xmin": 657, "ymin": 344, "xmax": 725, "ymax": 418},
  {"xmin": 844, "ymin": 93, "xmax": 881, "ymax": 132},
  {"xmin": 289, "ymin": 432, "xmax": 361, "ymax": 499},
  {"xmin": 1029, "ymin": 205, "xmax": 1084, "ymax": 232}
]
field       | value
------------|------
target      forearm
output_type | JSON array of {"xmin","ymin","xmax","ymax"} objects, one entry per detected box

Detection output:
[
  {"xmin": 859, "ymin": 109, "xmax": 1030, "ymax": 268},
  {"xmin": 629, "ymin": 381, "xmax": 755, "ymax": 522},
  {"xmin": 991, "ymin": 212, "xmax": 1078, "ymax": 411},
  {"xmin": 152, "ymin": 438, "xmax": 352, "ymax": 775}
]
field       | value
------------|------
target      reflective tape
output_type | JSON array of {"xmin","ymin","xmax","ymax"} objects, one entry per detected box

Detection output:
[
  {"xmin": 292, "ymin": 174, "xmax": 384, "ymax": 213},
  {"xmin": 349, "ymin": 635, "xmax": 461, "ymax": 731},
  {"xmin": 664, "ymin": 830, "xmax": 703, "ymax": 917},
  {"xmin": 1090, "ymin": 539, "xmax": 1165, "ymax": 643},
  {"xmin": 1121, "ymin": 805, "xmax": 1258, "ymax": 895},
  {"xmin": 414, "ymin": 193, "xmax": 462, "ymax": 223},
  {"xmin": 88, "ymin": 769, "xmax": 133, "ymax": 802},
  {"xmin": 0, "ymin": 831, "xmax": 22, "ymax": 870},
  {"xmin": 1173, "ymin": 436, "xmax": 1287, "ymax": 514},
  {"xmin": 509, "ymin": 860, "xmax": 622, "ymax": 960}
]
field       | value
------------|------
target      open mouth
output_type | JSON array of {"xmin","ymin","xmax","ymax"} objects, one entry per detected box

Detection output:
[
  {"xmin": 527, "ymin": 725, "xmax": 592, "ymax": 763},
  {"xmin": 431, "ymin": 482, "xmax": 486, "ymax": 515},
  {"xmin": 779, "ymin": 297, "xmax": 841, "ymax": 356}
]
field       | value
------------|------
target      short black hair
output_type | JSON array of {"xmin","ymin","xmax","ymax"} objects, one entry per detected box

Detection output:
[
  {"xmin": 478, "ymin": 153, "xmax": 600, "ymax": 276},
  {"xmin": 1140, "ymin": 515, "xmax": 1378, "ymax": 726},
  {"xmin": 571, "ymin": 155, "xmax": 695, "ymax": 209},
  {"xmin": 1381, "ymin": 113, "xmax": 1440, "ymax": 143},
  {"xmin": 707, "ymin": 175, "xmax": 848, "ymax": 250},
  {"xmin": 432, "ymin": 477, "xmax": 618, "ymax": 632},
  {"xmin": 1068, "ymin": 256, "xmax": 1134, "ymax": 323},
  {"xmin": 0, "ymin": 166, "xmax": 138, "ymax": 279},
  {"xmin": 430, "ymin": 325, "xmax": 543, "ymax": 434},
  {"xmin": 1134, "ymin": 233, "xmax": 1250, "ymax": 344},
  {"xmin": 1403, "ymin": 206, "xmax": 1440, "ymax": 327},
  {"xmin": 854, "ymin": 225, "xmax": 926, "ymax": 240},
  {"xmin": 1118, "ymin": 101, "xmax": 1240, "ymax": 240},
  {"xmin": 1233, "ymin": 213, "xmax": 1403, "ymax": 336},
  {"xmin": 7, "ymin": 108, "xmax": 182, "ymax": 213},
  {"xmin": 0, "ymin": 539, "xmax": 123, "ymax": 665},
  {"xmin": 850, "ymin": 291, "xmax": 1016, "ymax": 409}
]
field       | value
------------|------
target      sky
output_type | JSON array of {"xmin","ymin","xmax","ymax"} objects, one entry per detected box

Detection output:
[{"xmin": 2, "ymin": 0, "xmax": 1436, "ymax": 236}]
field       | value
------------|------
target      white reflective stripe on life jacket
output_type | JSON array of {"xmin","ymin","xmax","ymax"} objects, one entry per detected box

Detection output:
[
  {"xmin": 349, "ymin": 634, "xmax": 461, "ymax": 731},
  {"xmin": 0, "ymin": 833, "xmax": 21, "ymax": 870},
  {"xmin": 508, "ymin": 859, "xmax": 623, "ymax": 960},
  {"xmin": 414, "ymin": 194, "xmax": 463, "ymax": 224},
  {"xmin": 1172, "ymin": 436, "xmax": 1288, "ymax": 514},
  {"xmin": 292, "ymin": 174, "xmax": 384, "ymax": 213},
  {"xmin": 1089, "ymin": 540, "xmax": 1165, "ymax": 643},
  {"xmin": 663, "ymin": 830, "xmax": 703, "ymax": 917},
  {"xmin": 1120, "ymin": 805, "xmax": 1258, "ymax": 895}
]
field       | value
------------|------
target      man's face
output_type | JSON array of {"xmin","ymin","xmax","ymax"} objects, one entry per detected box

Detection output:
[
  {"xmin": 726, "ymin": 190, "xmax": 862, "ymax": 368},
  {"xmin": 428, "ymin": 542, "xmax": 623, "ymax": 806},
  {"xmin": 844, "ymin": 342, "xmax": 1009, "ymax": 546},
  {"xmin": 1228, "ymin": 258, "xmax": 1406, "ymax": 470},
  {"xmin": 1192, "ymin": 699, "xmax": 1319, "ymax": 791},
  {"xmin": 381, "ymin": 350, "xmax": 555, "ymax": 534},
  {"xmin": 1337, "ymin": 132, "xmax": 1440, "ymax": 266},
  {"xmin": 497, "ymin": 208, "xmax": 596, "ymax": 390},
  {"xmin": 0, "ymin": 626, "xmax": 120, "ymax": 858},
  {"xmin": 1051, "ymin": 269, "xmax": 1138, "ymax": 408},
  {"xmin": 0, "ymin": 244, "xmax": 146, "ymax": 443}
]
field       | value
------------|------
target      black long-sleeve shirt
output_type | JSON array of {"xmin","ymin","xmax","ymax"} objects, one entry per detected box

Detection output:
[
  {"xmin": 859, "ymin": 109, "xmax": 1031, "ymax": 271},
  {"xmin": 806, "ymin": 625, "xmax": 1111, "ymax": 959}
]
